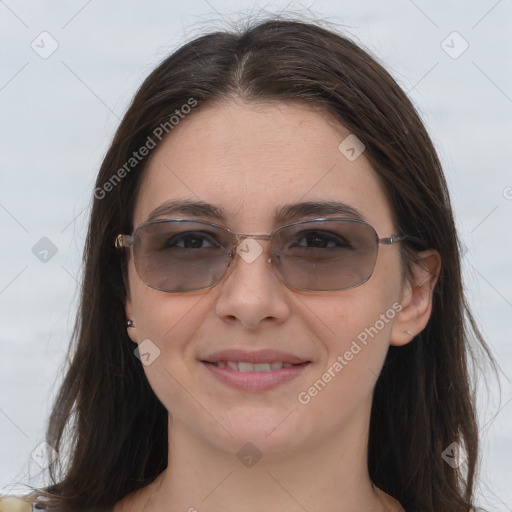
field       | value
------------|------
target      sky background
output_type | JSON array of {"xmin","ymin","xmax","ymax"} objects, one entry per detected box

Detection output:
[{"xmin": 1, "ymin": 0, "xmax": 511, "ymax": 510}]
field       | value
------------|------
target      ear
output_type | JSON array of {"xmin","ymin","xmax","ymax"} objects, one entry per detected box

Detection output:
[
  {"xmin": 390, "ymin": 249, "xmax": 441, "ymax": 346},
  {"xmin": 125, "ymin": 292, "xmax": 139, "ymax": 345}
]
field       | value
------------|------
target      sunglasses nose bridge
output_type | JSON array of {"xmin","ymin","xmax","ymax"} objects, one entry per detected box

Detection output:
[{"xmin": 231, "ymin": 233, "xmax": 274, "ymax": 264}]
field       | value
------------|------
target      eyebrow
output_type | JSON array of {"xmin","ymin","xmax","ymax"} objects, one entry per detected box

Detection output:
[{"xmin": 144, "ymin": 198, "xmax": 367, "ymax": 225}]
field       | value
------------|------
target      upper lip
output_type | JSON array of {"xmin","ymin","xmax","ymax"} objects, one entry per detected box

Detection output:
[{"xmin": 201, "ymin": 349, "xmax": 310, "ymax": 365}]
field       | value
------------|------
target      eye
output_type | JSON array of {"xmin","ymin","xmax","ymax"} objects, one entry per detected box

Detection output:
[
  {"xmin": 165, "ymin": 231, "xmax": 221, "ymax": 249},
  {"xmin": 292, "ymin": 230, "xmax": 352, "ymax": 249}
]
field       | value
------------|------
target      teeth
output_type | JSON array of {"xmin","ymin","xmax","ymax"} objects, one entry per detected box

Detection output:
[
  {"xmin": 254, "ymin": 363, "xmax": 271, "ymax": 371},
  {"xmin": 238, "ymin": 362, "xmax": 254, "ymax": 372},
  {"xmin": 212, "ymin": 361, "xmax": 297, "ymax": 371}
]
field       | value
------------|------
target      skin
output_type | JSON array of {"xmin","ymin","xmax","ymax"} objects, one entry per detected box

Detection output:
[{"xmin": 114, "ymin": 100, "xmax": 441, "ymax": 512}]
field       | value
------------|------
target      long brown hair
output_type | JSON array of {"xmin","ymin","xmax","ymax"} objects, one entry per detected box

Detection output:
[{"xmin": 22, "ymin": 16, "xmax": 497, "ymax": 512}]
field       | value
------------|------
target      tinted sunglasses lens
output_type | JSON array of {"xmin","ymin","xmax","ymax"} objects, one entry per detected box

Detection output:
[
  {"xmin": 133, "ymin": 221, "xmax": 232, "ymax": 292},
  {"xmin": 132, "ymin": 219, "xmax": 379, "ymax": 293},
  {"xmin": 272, "ymin": 220, "xmax": 378, "ymax": 291}
]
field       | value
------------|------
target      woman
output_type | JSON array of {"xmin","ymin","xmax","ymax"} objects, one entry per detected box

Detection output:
[{"xmin": 3, "ymin": 16, "xmax": 496, "ymax": 512}]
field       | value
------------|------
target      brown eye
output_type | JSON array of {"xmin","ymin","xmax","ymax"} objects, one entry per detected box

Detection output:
[
  {"xmin": 165, "ymin": 232, "xmax": 221, "ymax": 249},
  {"xmin": 291, "ymin": 230, "xmax": 352, "ymax": 249}
]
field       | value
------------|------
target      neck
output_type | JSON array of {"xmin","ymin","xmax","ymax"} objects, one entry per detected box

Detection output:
[{"xmin": 140, "ymin": 402, "xmax": 400, "ymax": 512}]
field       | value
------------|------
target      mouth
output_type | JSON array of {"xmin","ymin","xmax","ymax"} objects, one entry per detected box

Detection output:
[
  {"xmin": 200, "ymin": 349, "xmax": 311, "ymax": 391},
  {"xmin": 204, "ymin": 360, "xmax": 303, "ymax": 371}
]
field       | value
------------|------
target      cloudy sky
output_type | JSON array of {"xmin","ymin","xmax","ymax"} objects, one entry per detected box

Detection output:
[{"xmin": 1, "ymin": 1, "xmax": 511, "ymax": 510}]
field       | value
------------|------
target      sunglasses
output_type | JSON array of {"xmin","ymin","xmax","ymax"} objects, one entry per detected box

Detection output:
[{"xmin": 115, "ymin": 217, "xmax": 420, "ymax": 293}]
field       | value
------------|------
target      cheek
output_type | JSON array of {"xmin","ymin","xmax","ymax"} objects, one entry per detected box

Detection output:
[
  {"xmin": 126, "ymin": 257, "xmax": 216, "ymax": 418},
  {"xmin": 304, "ymin": 257, "xmax": 403, "ymax": 397},
  {"xmin": 318, "ymin": 292, "xmax": 397, "ymax": 371},
  {"xmin": 314, "ymin": 264, "xmax": 402, "ymax": 354},
  {"xmin": 128, "ymin": 259, "xmax": 201, "ymax": 342},
  {"xmin": 129, "ymin": 287, "xmax": 209, "ymax": 413},
  {"xmin": 296, "ymin": 296, "xmax": 398, "ymax": 422},
  {"xmin": 127, "ymin": 260, "xmax": 209, "ymax": 379},
  {"xmin": 132, "ymin": 288, "xmax": 204, "ymax": 351}
]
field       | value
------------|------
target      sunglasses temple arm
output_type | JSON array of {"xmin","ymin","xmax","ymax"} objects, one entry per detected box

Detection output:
[
  {"xmin": 115, "ymin": 235, "xmax": 134, "ymax": 248},
  {"xmin": 380, "ymin": 234, "xmax": 428, "ymax": 246}
]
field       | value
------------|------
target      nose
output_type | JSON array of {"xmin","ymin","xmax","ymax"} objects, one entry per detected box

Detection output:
[{"xmin": 213, "ymin": 237, "xmax": 292, "ymax": 330}]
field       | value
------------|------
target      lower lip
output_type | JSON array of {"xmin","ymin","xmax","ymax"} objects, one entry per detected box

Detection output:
[{"xmin": 201, "ymin": 361, "xmax": 311, "ymax": 391}]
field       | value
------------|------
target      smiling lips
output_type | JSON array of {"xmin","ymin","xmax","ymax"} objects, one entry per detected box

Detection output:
[
  {"xmin": 201, "ymin": 349, "xmax": 311, "ymax": 391},
  {"xmin": 211, "ymin": 361, "xmax": 295, "ymax": 371}
]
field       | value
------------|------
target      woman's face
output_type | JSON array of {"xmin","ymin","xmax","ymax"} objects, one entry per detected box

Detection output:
[{"xmin": 125, "ymin": 100, "xmax": 411, "ymax": 458}]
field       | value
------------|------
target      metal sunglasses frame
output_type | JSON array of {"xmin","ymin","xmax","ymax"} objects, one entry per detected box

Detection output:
[{"xmin": 115, "ymin": 217, "xmax": 424, "ymax": 293}]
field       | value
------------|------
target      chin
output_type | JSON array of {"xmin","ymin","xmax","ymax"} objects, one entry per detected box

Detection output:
[{"xmin": 208, "ymin": 408, "xmax": 312, "ymax": 455}]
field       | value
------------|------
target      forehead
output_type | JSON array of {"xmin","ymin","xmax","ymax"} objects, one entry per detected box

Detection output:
[{"xmin": 133, "ymin": 100, "xmax": 394, "ymax": 233}]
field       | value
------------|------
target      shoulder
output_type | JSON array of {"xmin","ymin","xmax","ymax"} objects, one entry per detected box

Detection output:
[{"xmin": 0, "ymin": 492, "xmax": 48, "ymax": 511}]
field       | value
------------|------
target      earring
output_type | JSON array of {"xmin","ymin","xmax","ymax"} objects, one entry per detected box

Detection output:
[
  {"xmin": 404, "ymin": 330, "xmax": 413, "ymax": 336},
  {"xmin": 126, "ymin": 320, "xmax": 135, "ymax": 328}
]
